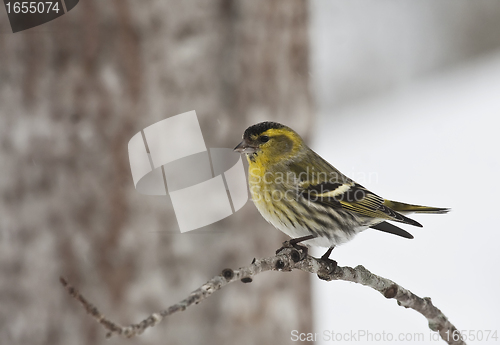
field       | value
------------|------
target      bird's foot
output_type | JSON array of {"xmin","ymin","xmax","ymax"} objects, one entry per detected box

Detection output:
[
  {"xmin": 319, "ymin": 257, "xmax": 337, "ymax": 271},
  {"xmin": 275, "ymin": 234, "xmax": 315, "ymax": 257},
  {"xmin": 317, "ymin": 257, "xmax": 338, "ymax": 280},
  {"xmin": 276, "ymin": 240, "xmax": 308, "ymax": 257},
  {"xmin": 317, "ymin": 247, "xmax": 338, "ymax": 280}
]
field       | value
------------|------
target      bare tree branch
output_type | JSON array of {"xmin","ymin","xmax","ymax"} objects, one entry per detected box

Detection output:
[{"xmin": 60, "ymin": 244, "xmax": 465, "ymax": 345}]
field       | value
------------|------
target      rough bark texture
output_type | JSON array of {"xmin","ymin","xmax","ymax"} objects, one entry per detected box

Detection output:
[{"xmin": 0, "ymin": 1, "xmax": 312, "ymax": 345}]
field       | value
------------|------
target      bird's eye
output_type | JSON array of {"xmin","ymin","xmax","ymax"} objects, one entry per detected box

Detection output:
[{"xmin": 260, "ymin": 135, "xmax": 269, "ymax": 143}]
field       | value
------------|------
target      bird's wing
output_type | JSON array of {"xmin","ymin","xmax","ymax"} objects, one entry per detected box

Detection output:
[
  {"xmin": 287, "ymin": 150, "xmax": 422, "ymax": 227},
  {"xmin": 300, "ymin": 180, "xmax": 422, "ymax": 227}
]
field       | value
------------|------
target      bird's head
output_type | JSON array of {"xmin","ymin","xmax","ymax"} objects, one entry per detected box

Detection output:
[{"xmin": 234, "ymin": 122, "xmax": 305, "ymax": 165}]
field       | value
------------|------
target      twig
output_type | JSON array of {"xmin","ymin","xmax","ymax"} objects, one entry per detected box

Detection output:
[{"xmin": 60, "ymin": 244, "xmax": 465, "ymax": 344}]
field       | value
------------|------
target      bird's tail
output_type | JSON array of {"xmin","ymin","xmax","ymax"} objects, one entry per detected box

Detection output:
[{"xmin": 384, "ymin": 200, "xmax": 450, "ymax": 214}]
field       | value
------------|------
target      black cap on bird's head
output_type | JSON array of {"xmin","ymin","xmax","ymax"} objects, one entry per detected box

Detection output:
[
  {"xmin": 242, "ymin": 122, "xmax": 286, "ymax": 141},
  {"xmin": 234, "ymin": 122, "xmax": 286, "ymax": 154},
  {"xmin": 234, "ymin": 121, "xmax": 304, "ymax": 162}
]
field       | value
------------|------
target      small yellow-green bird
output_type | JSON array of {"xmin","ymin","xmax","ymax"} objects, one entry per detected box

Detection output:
[{"xmin": 234, "ymin": 121, "xmax": 448, "ymax": 262}]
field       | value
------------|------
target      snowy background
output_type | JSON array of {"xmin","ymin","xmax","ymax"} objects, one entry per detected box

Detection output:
[
  {"xmin": 1, "ymin": 1, "xmax": 500, "ymax": 344},
  {"xmin": 309, "ymin": 1, "xmax": 500, "ymax": 344}
]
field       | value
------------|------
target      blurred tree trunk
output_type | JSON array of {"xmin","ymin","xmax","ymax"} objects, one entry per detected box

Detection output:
[{"xmin": 0, "ymin": 1, "xmax": 313, "ymax": 345}]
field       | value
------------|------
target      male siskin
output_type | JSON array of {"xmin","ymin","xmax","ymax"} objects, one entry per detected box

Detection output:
[{"xmin": 235, "ymin": 122, "xmax": 448, "ymax": 261}]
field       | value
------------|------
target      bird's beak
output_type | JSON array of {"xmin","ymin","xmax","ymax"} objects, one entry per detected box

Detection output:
[{"xmin": 234, "ymin": 139, "xmax": 257, "ymax": 154}]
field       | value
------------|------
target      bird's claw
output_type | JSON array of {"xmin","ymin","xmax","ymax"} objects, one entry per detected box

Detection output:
[
  {"xmin": 275, "ymin": 240, "xmax": 309, "ymax": 257},
  {"xmin": 317, "ymin": 258, "xmax": 338, "ymax": 280}
]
